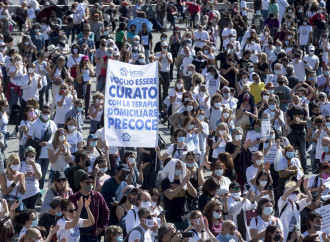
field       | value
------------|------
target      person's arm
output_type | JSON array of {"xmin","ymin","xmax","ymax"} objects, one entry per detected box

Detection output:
[
  {"xmin": 29, "ymin": 161, "xmax": 42, "ymax": 180},
  {"xmin": 116, "ymin": 205, "xmax": 125, "ymax": 221},
  {"xmin": 44, "ymin": 225, "xmax": 60, "ymax": 242},
  {"xmin": 220, "ymin": 75, "xmax": 229, "ymax": 86},
  {"xmin": 281, "ymin": 178, "xmax": 302, "ymax": 201},
  {"xmin": 89, "ymin": 104, "xmax": 101, "ymax": 119},
  {"xmin": 48, "ymin": 145, "xmax": 63, "ymax": 164},
  {"xmin": 163, "ymin": 174, "xmax": 189, "ymax": 200},
  {"xmin": 186, "ymin": 179, "xmax": 197, "ymax": 198},
  {"xmin": 64, "ymin": 197, "xmax": 84, "ymax": 229},
  {"xmin": 81, "ymin": 197, "xmax": 95, "ymax": 227}
]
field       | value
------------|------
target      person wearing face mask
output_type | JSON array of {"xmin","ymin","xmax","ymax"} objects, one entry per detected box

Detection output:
[
  {"xmin": 95, "ymin": 38, "xmax": 107, "ymax": 77},
  {"xmin": 20, "ymin": 147, "xmax": 42, "ymax": 209},
  {"xmin": 19, "ymin": 105, "xmax": 36, "ymax": 161},
  {"xmin": 204, "ymin": 94, "xmax": 224, "ymax": 132},
  {"xmin": 312, "ymin": 118, "xmax": 330, "ymax": 170},
  {"xmin": 302, "ymin": 212, "xmax": 327, "ymax": 241},
  {"xmin": 321, "ymin": 138, "xmax": 330, "ymax": 164},
  {"xmin": 105, "ymin": 225, "xmax": 124, "ymax": 242},
  {"xmin": 246, "ymin": 151, "xmax": 272, "ymax": 188},
  {"xmin": 38, "ymin": 196, "xmax": 62, "ymax": 234},
  {"xmin": 89, "ymin": 92, "xmax": 104, "ymax": 133},
  {"xmin": 67, "ymin": 44, "xmax": 83, "ymax": 82},
  {"xmin": 77, "ymin": 26, "xmax": 96, "ymax": 62},
  {"xmin": 286, "ymin": 95, "xmax": 308, "ymax": 171},
  {"xmin": 169, "ymin": 79, "xmax": 185, "ymax": 113},
  {"xmin": 0, "ymin": 154, "xmax": 26, "ymax": 212},
  {"xmin": 186, "ymin": 210, "xmax": 216, "ymax": 241},
  {"xmin": 278, "ymin": 179, "xmax": 312, "ymax": 241},
  {"xmin": 201, "ymin": 199, "xmax": 224, "ymax": 237},
  {"xmin": 268, "ymin": 42, "xmax": 285, "ymax": 66},
  {"xmin": 27, "ymin": 22, "xmax": 45, "ymax": 51},
  {"xmin": 8, "ymin": 53, "xmax": 25, "ymax": 112},
  {"xmin": 48, "ymin": 129, "xmax": 72, "ymax": 181},
  {"xmin": 26, "ymin": 104, "xmax": 57, "ymax": 191},
  {"xmin": 252, "ymin": 171, "xmax": 274, "ymax": 200},
  {"xmin": 264, "ymin": 225, "xmax": 283, "ymax": 242},
  {"xmin": 64, "ymin": 117, "xmax": 83, "ymax": 158},
  {"xmin": 128, "ymin": 207, "xmax": 157, "ymax": 242},
  {"xmin": 264, "ymin": 98, "xmax": 284, "ymax": 133},
  {"xmin": 122, "ymin": 151, "xmax": 147, "ymax": 187},
  {"xmin": 250, "ymin": 198, "xmax": 284, "ymax": 241},
  {"xmin": 217, "ymin": 220, "xmax": 244, "ymax": 242},
  {"xmin": 317, "ymin": 64, "xmax": 330, "ymax": 96},
  {"xmin": 69, "ymin": 173, "xmax": 109, "ymax": 241},
  {"xmin": 297, "ymin": 18, "xmax": 313, "ymax": 55},
  {"xmin": 57, "ymin": 197, "xmax": 95, "ymax": 242},
  {"xmin": 57, "ymin": 35, "xmax": 70, "ymax": 57},
  {"xmin": 303, "ymin": 46, "xmax": 319, "ymax": 74},
  {"xmin": 115, "ymin": 185, "xmax": 138, "ymax": 225},
  {"xmin": 227, "ymin": 182, "xmax": 256, "ymax": 241},
  {"xmin": 211, "ymin": 123, "xmax": 231, "ymax": 162},
  {"xmin": 124, "ymin": 191, "xmax": 153, "ymax": 234},
  {"xmin": 161, "ymin": 159, "xmax": 197, "ymax": 230},
  {"xmin": 198, "ymin": 177, "xmax": 220, "ymax": 211},
  {"xmin": 65, "ymin": 99, "xmax": 84, "ymax": 133},
  {"xmin": 14, "ymin": 209, "xmax": 39, "ymax": 240}
]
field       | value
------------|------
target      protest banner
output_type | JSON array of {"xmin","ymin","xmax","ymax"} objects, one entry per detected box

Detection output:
[
  {"xmin": 260, "ymin": 119, "xmax": 271, "ymax": 139},
  {"xmin": 315, "ymin": 204, "xmax": 330, "ymax": 233},
  {"xmin": 105, "ymin": 60, "xmax": 159, "ymax": 147}
]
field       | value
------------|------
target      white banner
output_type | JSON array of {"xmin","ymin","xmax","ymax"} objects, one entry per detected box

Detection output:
[
  {"xmin": 261, "ymin": 120, "xmax": 271, "ymax": 139},
  {"xmin": 104, "ymin": 60, "xmax": 159, "ymax": 147}
]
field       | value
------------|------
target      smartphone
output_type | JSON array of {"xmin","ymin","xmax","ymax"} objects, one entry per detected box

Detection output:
[
  {"xmin": 181, "ymin": 232, "xmax": 194, "ymax": 238},
  {"xmin": 157, "ymin": 210, "xmax": 166, "ymax": 218},
  {"xmin": 268, "ymin": 185, "xmax": 273, "ymax": 191}
]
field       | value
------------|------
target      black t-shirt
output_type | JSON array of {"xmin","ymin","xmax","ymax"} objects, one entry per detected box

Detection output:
[
  {"xmin": 237, "ymin": 58, "xmax": 252, "ymax": 71},
  {"xmin": 221, "ymin": 61, "xmax": 236, "ymax": 88},
  {"xmin": 257, "ymin": 62, "xmax": 269, "ymax": 72},
  {"xmin": 140, "ymin": 32, "xmax": 153, "ymax": 50},
  {"xmin": 161, "ymin": 178, "xmax": 187, "ymax": 223},
  {"xmin": 287, "ymin": 75, "xmax": 299, "ymax": 89},
  {"xmin": 286, "ymin": 106, "xmax": 308, "ymax": 132},
  {"xmin": 225, "ymin": 142, "xmax": 240, "ymax": 171},
  {"xmin": 192, "ymin": 59, "xmax": 207, "ymax": 73},
  {"xmin": 38, "ymin": 213, "xmax": 56, "ymax": 234}
]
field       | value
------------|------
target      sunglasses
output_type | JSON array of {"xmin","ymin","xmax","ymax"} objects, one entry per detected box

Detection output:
[
  {"xmin": 214, "ymin": 209, "xmax": 222, "ymax": 213},
  {"xmin": 56, "ymin": 178, "xmax": 67, "ymax": 183},
  {"xmin": 232, "ymin": 187, "xmax": 241, "ymax": 191},
  {"xmin": 292, "ymin": 191, "xmax": 299, "ymax": 195},
  {"xmin": 66, "ymin": 208, "xmax": 77, "ymax": 213}
]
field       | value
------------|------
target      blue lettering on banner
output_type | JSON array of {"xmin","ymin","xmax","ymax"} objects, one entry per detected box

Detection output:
[{"xmin": 108, "ymin": 118, "xmax": 158, "ymax": 130}]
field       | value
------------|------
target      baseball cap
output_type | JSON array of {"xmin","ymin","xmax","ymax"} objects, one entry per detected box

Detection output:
[
  {"xmin": 118, "ymin": 164, "xmax": 130, "ymax": 172},
  {"xmin": 80, "ymin": 173, "xmax": 94, "ymax": 182},
  {"xmin": 52, "ymin": 171, "xmax": 66, "ymax": 183},
  {"xmin": 229, "ymin": 182, "xmax": 241, "ymax": 189},
  {"xmin": 87, "ymin": 134, "xmax": 99, "ymax": 140}
]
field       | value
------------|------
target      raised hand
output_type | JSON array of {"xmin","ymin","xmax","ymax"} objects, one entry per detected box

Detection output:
[
  {"xmin": 77, "ymin": 196, "xmax": 84, "ymax": 208},
  {"xmin": 84, "ymin": 196, "xmax": 91, "ymax": 208}
]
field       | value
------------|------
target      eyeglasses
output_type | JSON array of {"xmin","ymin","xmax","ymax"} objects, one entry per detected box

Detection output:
[
  {"xmin": 214, "ymin": 209, "xmax": 222, "ymax": 213},
  {"xmin": 292, "ymin": 191, "xmax": 299, "ymax": 195},
  {"xmin": 66, "ymin": 208, "xmax": 77, "ymax": 213},
  {"xmin": 56, "ymin": 178, "xmax": 67, "ymax": 183}
]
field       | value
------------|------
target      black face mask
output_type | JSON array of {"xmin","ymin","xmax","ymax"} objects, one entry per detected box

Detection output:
[
  {"xmin": 119, "ymin": 173, "xmax": 128, "ymax": 181},
  {"xmin": 101, "ymin": 43, "xmax": 106, "ymax": 47},
  {"xmin": 313, "ymin": 112, "xmax": 321, "ymax": 116},
  {"xmin": 278, "ymin": 81, "xmax": 284, "ymax": 85},
  {"xmin": 274, "ymin": 235, "xmax": 281, "ymax": 241},
  {"xmin": 85, "ymin": 159, "xmax": 91, "ymax": 167},
  {"xmin": 209, "ymin": 193, "xmax": 215, "ymax": 198},
  {"xmin": 128, "ymin": 197, "xmax": 137, "ymax": 205}
]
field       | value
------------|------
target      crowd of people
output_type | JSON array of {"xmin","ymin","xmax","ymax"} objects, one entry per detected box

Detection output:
[{"xmin": 0, "ymin": 0, "xmax": 329, "ymax": 241}]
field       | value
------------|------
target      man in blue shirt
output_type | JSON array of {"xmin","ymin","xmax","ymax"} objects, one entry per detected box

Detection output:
[
  {"xmin": 77, "ymin": 26, "xmax": 96, "ymax": 62},
  {"xmin": 65, "ymin": 99, "xmax": 84, "ymax": 133},
  {"xmin": 30, "ymin": 23, "xmax": 45, "ymax": 51},
  {"xmin": 217, "ymin": 220, "xmax": 244, "ymax": 242}
]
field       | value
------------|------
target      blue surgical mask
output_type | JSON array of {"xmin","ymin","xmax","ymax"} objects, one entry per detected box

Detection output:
[
  {"xmin": 286, "ymin": 151, "xmax": 295, "ymax": 159},
  {"xmin": 186, "ymin": 163, "xmax": 195, "ymax": 168},
  {"xmin": 263, "ymin": 206, "xmax": 273, "ymax": 215},
  {"xmin": 269, "ymin": 104, "xmax": 276, "ymax": 110},
  {"xmin": 99, "ymin": 168, "xmax": 108, "ymax": 173},
  {"xmin": 104, "ymin": 31, "xmax": 109, "ymax": 35},
  {"xmin": 198, "ymin": 115, "xmax": 204, "ymax": 121},
  {"xmin": 327, "ymin": 122, "xmax": 330, "ymax": 128},
  {"xmin": 285, "ymin": 40, "xmax": 289, "ymax": 45},
  {"xmin": 215, "ymin": 169, "xmax": 223, "ymax": 176},
  {"xmin": 223, "ymin": 93, "xmax": 229, "ymax": 98},
  {"xmin": 213, "ymin": 212, "xmax": 221, "ymax": 219},
  {"xmin": 116, "ymin": 236, "xmax": 123, "ymax": 242},
  {"xmin": 269, "ymin": 134, "xmax": 275, "ymax": 140},
  {"xmin": 139, "ymin": 58, "xmax": 144, "ymax": 64},
  {"xmin": 323, "ymin": 146, "xmax": 329, "ymax": 153},
  {"xmin": 77, "ymin": 107, "xmax": 83, "ymax": 112},
  {"xmin": 248, "ymin": 68, "xmax": 253, "ymax": 72},
  {"xmin": 32, "ymin": 219, "xmax": 38, "ymax": 227},
  {"xmin": 268, "ymin": 89, "xmax": 274, "ymax": 94},
  {"xmin": 175, "ymin": 170, "xmax": 182, "ymax": 176},
  {"xmin": 324, "ymin": 71, "xmax": 329, "ymax": 76},
  {"xmin": 204, "ymin": 50, "xmax": 209, "ymax": 54},
  {"xmin": 276, "ymin": 46, "xmax": 281, "ymax": 51},
  {"xmin": 177, "ymin": 136, "xmax": 185, "ymax": 143},
  {"xmin": 274, "ymin": 70, "xmax": 280, "ymax": 75},
  {"xmin": 55, "ymin": 211, "xmax": 63, "ymax": 217},
  {"xmin": 188, "ymin": 125, "xmax": 194, "ymax": 130},
  {"xmin": 90, "ymin": 141, "xmax": 97, "ymax": 147},
  {"xmin": 225, "ymin": 233, "xmax": 234, "ymax": 240}
]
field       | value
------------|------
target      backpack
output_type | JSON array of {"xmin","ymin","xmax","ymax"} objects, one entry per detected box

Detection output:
[
  {"xmin": 123, "ymin": 226, "xmax": 144, "ymax": 242},
  {"xmin": 119, "ymin": 209, "xmax": 137, "ymax": 238},
  {"xmin": 9, "ymin": 104, "xmax": 20, "ymax": 125},
  {"xmin": 279, "ymin": 202, "xmax": 300, "ymax": 218},
  {"xmin": 64, "ymin": 165, "xmax": 84, "ymax": 192},
  {"xmin": 172, "ymin": 143, "xmax": 188, "ymax": 158}
]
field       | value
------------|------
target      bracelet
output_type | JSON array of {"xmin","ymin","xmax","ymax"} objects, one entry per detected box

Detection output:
[
  {"xmin": 11, "ymin": 183, "xmax": 16, "ymax": 188},
  {"xmin": 201, "ymin": 230, "xmax": 205, "ymax": 233}
]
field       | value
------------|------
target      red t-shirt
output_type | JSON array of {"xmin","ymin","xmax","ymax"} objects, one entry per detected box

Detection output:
[{"xmin": 185, "ymin": 2, "xmax": 201, "ymax": 14}]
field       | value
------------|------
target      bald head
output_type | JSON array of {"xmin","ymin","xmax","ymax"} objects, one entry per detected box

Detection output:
[{"xmin": 24, "ymin": 228, "xmax": 42, "ymax": 242}]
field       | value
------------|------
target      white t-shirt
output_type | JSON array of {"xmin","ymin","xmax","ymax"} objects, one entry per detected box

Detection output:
[
  {"xmin": 20, "ymin": 161, "xmax": 41, "ymax": 199},
  {"xmin": 246, "ymin": 165, "xmax": 259, "ymax": 187},
  {"xmin": 27, "ymin": 119, "xmax": 57, "ymax": 159},
  {"xmin": 212, "ymin": 136, "xmax": 229, "ymax": 158},
  {"xmin": 47, "ymin": 143, "xmax": 70, "ymax": 171},
  {"xmin": 317, "ymin": 74, "xmax": 330, "ymax": 94},
  {"xmin": 57, "ymin": 218, "xmax": 84, "ymax": 242},
  {"xmin": 128, "ymin": 225, "xmax": 153, "ymax": 242},
  {"xmin": 54, "ymin": 95, "xmax": 74, "ymax": 124},
  {"xmin": 9, "ymin": 64, "xmax": 24, "ymax": 86},
  {"xmin": 250, "ymin": 215, "xmax": 284, "ymax": 241},
  {"xmin": 194, "ymin": 30, "xmax": 209, "ymax": 48},
  {"xmin": 245, "ymin": 44, "xmax": 262, "ymax": 63},
  {"xmin": 67, "ymin": 54, "xmax": 83, "ymax": 68},
  {"xmin": 320, "ymin": 102, "xmax": 330, "ymax": 117},
  {"xmin": 278, "ymin": 157, "xmax": 302, "ymax": 171},
  {"xmin": 205, "ymin": 107, "xmax": 223, "ymax": 131},
  {"xmin": 165, "ymin": 143, "xmax": 187, "ymax": 159},
  {"xmin": 216, "ymin": 176, "xmax": 231, "ymax": 195},
  {"xmin": 169, "ymin": 89, "xmax": 183, "ymax": 107},
  {"xmin": 66, "ymin": 131, "xmax": 83, "ymax": 154},
  {"xmin": 20, "ymin": 120, "xmax": 32, "ymax": 146},
  {"xmin": 21, "ymin": 73, "xmax": 42, "ymax": 101},
  {"xmin": 313, "ymin": 129, "xmax": 327, "ymax": 160},
  {"xmin": 246, "ymin": 130, "xmax": 261, "ymax": 152},
  {"xmin": 205, "ymin": 73, "xmax": 221, "ymax": 97},
  {"xmin": 298, "ymin": 25, "xmax": 313, "ymax": 46},
  {"xmin": 241, "ymin": 0, "xmax": 247, "ymax": 16},
  {"xmin": 303, "ymin": 55, "xmax": 319, "ymax": 70},
  {"xmin": 155, "ymin": 52, "xmax": 172, "ymax": 72},
  {"xmin": 290, "ymin": 60, "xmax": 306, "ymax": 82}
]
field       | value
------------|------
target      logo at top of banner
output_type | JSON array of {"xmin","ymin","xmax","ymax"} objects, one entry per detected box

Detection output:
[
  {"xmin": 119, "ymin": 67, "xmax": 144, "ymax": 77},
  {"xmin": 122, "ymin": 133, "xmax": 131, "ymax": 141}
]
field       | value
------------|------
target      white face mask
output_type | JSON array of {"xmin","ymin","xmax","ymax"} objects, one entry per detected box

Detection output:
[
  {"xmin": 223, "ymin": 112, "xmax": 230, "ymax": 118},
  {"xmin": 219, "ymin": 130, "xmax": 226, "ymax": 135},
  {"xmin": 176, "ymin": 83, "xmax": 183, "ymax": 89},
  {"xmin": 150, "ymin": 201, "xmax": 157, "ymax": 208},
  {"xmin": 200, "ymin": 92, "xmax": 206, "ymax": 97},
  {"xmin": 73, "ymin": 49, "xmax": 79, "ymax": 54},
  {"xmin": 128, "ymin": 157, "xmax": 136, "ymax": 165},
  {"xmin": 288, "ymin": 194, "xmax": 297, "ymax": 202},
  {"xmin": 10, "ymin": 165, "xmax": 20, "ymax": 171},
  {"xmin": 58, "ymin": 135, "xmax": 65, "ymax": 142},
  {"xmin": 235, "ymin": 134, "xmax": 242, "ymax": 141},
  {"xmin": 214, "ymin": 102, "xmax": 221, "ymax": 109},
  {"xmin": 95, "ymin": 99, "xmax": 102, "ymax": 104},
  {"xmin": 26, "ymin": 157, "xmax": 35, "ymax": 163},
  {"xmin": 263, "ymin": 95, "xmax": 269, "ymax": 101},
  {"xmin": 256, "ymin": 159, "xmax": 263, "ymax": 165},
  {"xmin": 28, "ymin": 68, "xmax": 35, "ymax": 73},
  {"xmin": 144, "ymin": 218, "xmax": 154, "ymax": 228},
  {"xmin": 68, "ymin": 125, "xmax": 76, "ymax": 131},
  {"xmin": 259, "ymin": 180, "xmax": 268, "ymax": 187},
  {"xmin": 140, "ymin": 201, "xmax": 151, "ymax": 208},
  {"xmin": 232, "ymin": 192, "xmax": 241, "ymax": 199}
]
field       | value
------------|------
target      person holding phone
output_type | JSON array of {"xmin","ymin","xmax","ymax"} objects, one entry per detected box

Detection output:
[{"xmin": 278, "ymin": 178, "xmax": 312, "ymax": 241}]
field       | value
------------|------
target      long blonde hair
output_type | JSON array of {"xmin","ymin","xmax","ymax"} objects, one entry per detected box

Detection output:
[
  {"xmin": 6, "ymin": 154, "xmax": 20, "ymax": 175},
  {"xmin": 52, "ymin": 128, "xmax": 69, "ymax": 150}
]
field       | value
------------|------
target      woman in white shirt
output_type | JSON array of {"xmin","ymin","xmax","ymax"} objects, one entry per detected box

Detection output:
[
  {"xmin": 194, "ymin": 84, "xmax": 210, "ymax": 111},
  {"xmin": 54, "ymin": 83, "xmax": 76, "ymax": 128},
  {"xmin": 278, "ymin": 179, "xmax": 312, "ymax": 242},
  {"xmin": 244, "ymin": 36, "xmax": 262, "ymax": 63},
  {"xmin": 89, "ymin": 92, "xmax": 104, "ymax": 134},
  {"xmin": 19, "ymin": 105, "xmax": 35, "ymax": 161},
  {"xmin": 212, "ymin": 123, "xmax": 231, "ymax": 163},
  {"xmin": 201, "ymin": 45, "xmax": 215, "ymax": 60},
  {"xmin": 67, "ymin": 44, "xmax": 83, "ymax": 80},
  {"xmin": 15, "ymin": 209, "xmax": 39, "ymax": 240},
  {"xmin": 57, "ymin": 197, "xmax": 95, "ymax": 242},
  {"xmin": 64, "ymin": 117, "xmax": 83, "ymax": 158},
  {"xmin": 169, "ymin": 79, "xmax": 185, "ymax": 114},
  {"xmin": 149, "ymin": 188, "xmax": 164, "ymax": 223},
  {"xmin": 57, "ymin": 35, "xmax": 70, "ymax": 57},
  {"xmin": 250, "ymin": 197, "xmax": 284, "ymax": 241},
  {"xmin": 20, "ymin": 147, "xmax": 42, "ymax": 209},
  {"xmin": 251, "ymin": 171, "xmax": 274, "ymax": 200},
  {"xmin": 183, "ymin": 116, "xmax": 203, "ymax": 156},
  {"xmin": 187, "ymin": 210, "xmax": 215, "ymax": 241},
  {"xmin": 47, "ymin": 129, "xmax": 72, "ymax": 183},
  {"xmin": 8, "ymin": 53, "xmax": 25, "ymax": 112}
]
